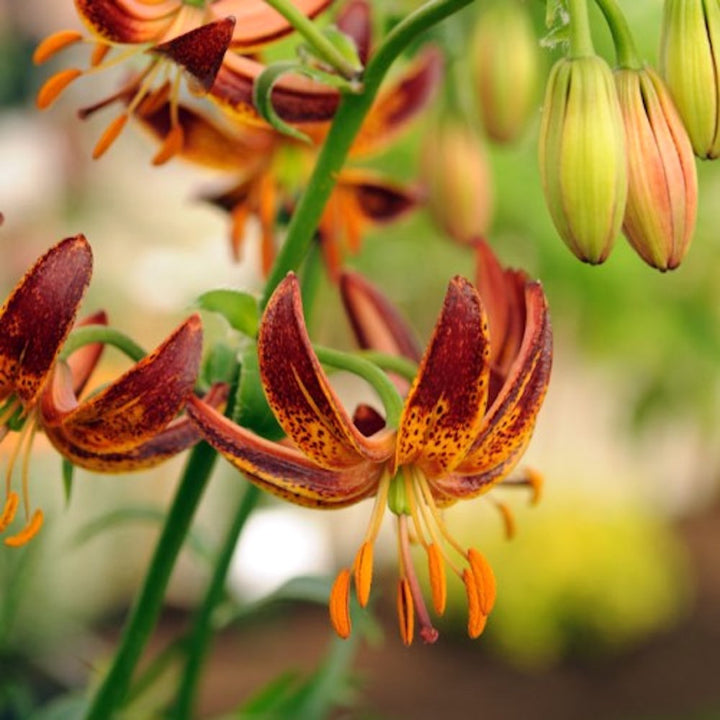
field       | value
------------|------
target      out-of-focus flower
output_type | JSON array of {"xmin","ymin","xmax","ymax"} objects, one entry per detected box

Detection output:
[
  {"xmin": 471, "ymin": 0, "xmax": 539, "ymax": 144},
  {"xmin": 0, "ymin": 236, "xmax": 204, "ymax": 547},
  {"xmin": 421, "ymin": 117, "xmax": 493, "ymax": 245},
  {"xmin": 188, "ymin": 242, "xmax": 552, "ymax": 645},
  {"xmin": 33, "ymin": 0, "xmax": 334, "ymax": 161},
  {"xmin": 538, "ymin": 55, "xmax": 628, "ymax": 264},
  {"xmin": 660, "ymin": 0, "xmax": 720, "ymax": 159},
  {"xmin": 615, "ymin": 66, "xmax": 697, "ymax": 270}
]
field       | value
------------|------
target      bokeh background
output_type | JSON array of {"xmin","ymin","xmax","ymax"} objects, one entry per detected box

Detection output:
[{"xmin": 1, "ymin": 0, "xmax": 720, "ymax": 718}]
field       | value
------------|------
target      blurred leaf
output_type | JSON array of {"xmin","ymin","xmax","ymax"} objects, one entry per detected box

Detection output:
[
  {"xmin": 201, "ymin": 341, "xmax": 240, "ymax": 388},
  {"xmin": 28, "ymin": 695, "xmax": 88, "ymax": 720},
  {"xmin": 234, "ymin": 671, "xmax": 302, "ymax": 717},
  {"xmin": 62, "ymin": 459, "xmax": 74, "ymax": 506},
  {"xmin": 197, "ymin": 290, "xmax": 259, "ymax": 337}
]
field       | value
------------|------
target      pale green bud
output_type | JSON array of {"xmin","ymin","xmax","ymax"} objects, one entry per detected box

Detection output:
[
  {"xmin": 615, "ymin": 66, "xmax": 698, "ymax": 270},
  {"xmin": 660, "ymin": 0, "xmax": 720, "ymax": 159},
  {"xmin": 538, "ymin": 56, "xmax": 628, "ymax": 264}
]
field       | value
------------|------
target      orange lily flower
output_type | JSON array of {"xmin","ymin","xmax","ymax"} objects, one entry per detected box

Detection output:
[
  {"xmin": 187, "ymin": 244, "xmax": 552, "ymax": 644},
  {"xmin": 0, "ymin": 236, "xmax": 203, "ymax": 547},
  {"xmin": 33, "ymin": 0, "xmax": 334, "ymax": 161}
]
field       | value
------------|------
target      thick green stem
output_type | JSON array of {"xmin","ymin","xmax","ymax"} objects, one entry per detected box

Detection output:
[
  {"xmin": 172, "ymin": 484, "xmax": 261, "ymax": 720},
  {"xmin": 60, "ymin": 326, "xmax": 146, "ymax": 363},
  {"xmin": 358, "ymin": 350, "xmax": 417, "ymax": 382},
  {"xmin": 261, "ymin": 0, "xmax": 474, "ymax": 309},
  {"xmin": 567, "ymin": 0, "xmax": 595, "ymax": 57},
  {"xmin": 83, "ymin": 442, "xmax": 218, "ymax": 720},
  {"xmin": 593, "ymin": 0, "xmax": 642, "ymax": 68},
  {"xmin": 261, "ymin": 0, "xmax": 362, "ymax": 79}
]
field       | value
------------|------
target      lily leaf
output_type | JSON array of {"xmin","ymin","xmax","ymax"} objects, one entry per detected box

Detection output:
[
  {"xmin": 196, "ymin": 289, "xmax": 259, "ymax": 337},
  {"xmin": 62, "ymin": 458, "xmax": 74, "ymax": 505}
]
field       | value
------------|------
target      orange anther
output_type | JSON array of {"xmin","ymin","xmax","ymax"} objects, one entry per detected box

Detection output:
[
  {"xmin": 91, "ymin": 43, "xmax": 111, "ymax": 67},
  {"xmin": 462, "ymin": 568, "xmax": 487, "ymax": 639},
  {"xmin": 496, "ymin": 501, "xmax": 516, "ymax": 540},
  {"xmin": 137, "ymin": 82, "xmax": 172, "ymax": 117},
  {"xmin": 397, "ymin": 576, "xmax": 415, "ymax": 646},
  {"xmin": 0, "ymin": 491, "xmax": 20, "ymax": 533},
  {"xmin": 329, "ymin": 568, "xmax": 352, "ymax": 639},
  {"xmin": 92, "ymin": 114, "xmax": 129, "ymax": 159},
  {"xmin": 4, "ymin": 509, "xmax": 44, "ymax": 547},
  {"xmin": 36, "ymin": 68, "xmax": 83, "ymax": 110},
  {"xmin": 525, "ymin": 468, "xmax": 544, "ymax": 505},
  {"xmin": 353, "ymin": 541, "xmax": 373, "ymax": 607},
  {"xmin": 426, "ymin": 543, "xmax": 447, "ymax": 615},
  {"xmin": 152, "ymin": 124, "xmax": 184, "ymax": 166},
  {"xmin": 467, "ymin": 548, "xmax": 497, "ymax": 615},
  {"xmin": 33, "ymin": 30, "xmax": 83, "ymax": 65}
]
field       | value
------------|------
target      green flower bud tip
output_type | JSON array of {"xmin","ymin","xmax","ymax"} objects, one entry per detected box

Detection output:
[{"xmin": 539, "ymin": 55, "xmax": 628, "ymax": 265}]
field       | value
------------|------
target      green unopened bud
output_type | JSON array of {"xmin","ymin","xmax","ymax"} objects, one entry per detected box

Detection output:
[
  {"xmin": 660, "ymin": 0, "xmax": 720, "ymax": 159},
  {"xmin": 421, "ymin": 118, "xmax": 493, "ymax": 244},
  {"xmin": 471, "ymin": 0, "xmax": 540, "ymax": 144},
  {"xmin": 538, "ymin": 55, "xmax": 627, "ymax": 264},
  {"xmin": 615, "ymin": 66, "xmax": 698, "ymax": 270}
]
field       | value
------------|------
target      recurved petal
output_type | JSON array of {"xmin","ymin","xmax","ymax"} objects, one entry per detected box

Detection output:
[
  {"xmin": 259, "ymin": 274, "xmax": 394, "ymax": 469},
  {"xmin": 341, "ymin": 170, "xmax": 420, "ymax": 225},
  {"xmin": 209, "ymin": 0, "xmax": 333, "ymax": 51},
  {"xmin": 351, "ymin": 46, "xmax": 444, "ymax": 157},
  {"xmin": 152, "ymin": 17, "xmax": 235, "ymax": 93},
  {"xmin": 0, "ymin": 236, "xmax": 92, "ymax": 405},
  {"xmin": 75, "ymin": 0, "xmax": 182, "ymax": 44},
  {"xmin": 40, "ymin": 315, "xmax": 202, "ymax": 453},
  {"xmin": 210, "ymin": 53, "xmax": 340, "ymax": 125},
  {"xmin": 69, "ymin": 310, "xmax": 108, "ymax": 396},
  {"xmin": 395, "ymin": 277, "xmax": 491, "ymax": 476},
  {"xmin": 188, "ymin": 395, "xmax": 382, "ymax": 507},
  {"xmin": 437, "ymin": 282, "xmax": 552, "ymax": 497}
]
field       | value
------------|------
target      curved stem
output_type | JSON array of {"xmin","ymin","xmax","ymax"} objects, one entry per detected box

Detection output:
[
  {"xmin": 593, "ymin": 0, "xmax": 642, "ymax": 68},
  {"xmin": 358, "ymin": 350, "xmax": 417, "ymax": 382},
  {"xmin": 261, "ymin": 0, "xmax": 474, "ymax": 309},
  {"xmin": 315, "ymin": 345, "xmax": 404, "ymax": 427},
  {"xmin": 172, "ymin": 483, "xmax": 261, "ymax": 720},
  {"xmin": 60, "ymin": 326, "xmax": 146, "ymax": 363},
  {"xmin": 567, "ymin": 0, "xmax": 595, "ymax": 57},
  {"xmin": 83, "ymin": 442, "xmax": 218, "ymax": 720}
]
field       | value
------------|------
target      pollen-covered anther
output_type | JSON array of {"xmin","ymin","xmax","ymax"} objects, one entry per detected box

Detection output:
[
  {"xmin": 467, "ymin": 548, "xmax": 497, "ymax": 615},
  {"xmin": 91, "ymin": 43, "xmax": 111, "ymax": 67},
  {"xmin": 37, "ymin": 68, "xmax": 83, "ymax": 110},
  {"xmin": 152, "ymin": 124, "xmax": 185, "ymax": 166},
  {"xmin": 494, "ymin": 500, "xmax": 516, "ymax": 540},
  {"xmin": 93, "ymin": 114, "xmax": 129, "ymax": 159},
  {"xmin": 0, "ymin": 491, "xmax": 20, "ymax": 533},
  {"xmin": 462, "ymin": 567, "xmax": 488, "ymax": 639},
  {"xmin": 525, "ymin": 468, "xmax": 543, "ymax": 505},
  {"xmin": 4, "ymin": 509, "xmax": 44, "ymax": 547},
  {"xmin": 397, "ymin": 576, "xmax": 415, "ymax": 646},
  {"xmin": 353, "ymin": 541, "xmax": 373, "ymax": 607},
  {"xmin": 33, "ymin": 30, "xmax": 83, "ymax": 65},
  {"xmin": 426, "ymin": 543, "xmax": 447, "ymax": 615},
  {"xmin": 329, "ymin": 568, "xmax": 352, "ymax": 639}
]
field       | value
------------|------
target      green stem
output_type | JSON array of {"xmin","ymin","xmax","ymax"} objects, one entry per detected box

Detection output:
[
  {"xmin": 261, "ymin": 0, "xmax": 475, "ymax": 309},
  {"xmin": 567, "ymin": 0, "xmax": 595, "ymax": 57},
  {"xmin": 261, "ymin": 0, "xmax": 362, "ymax": 79},
  {"xmin": 83, "ymin": 442, "xmax": 218, "ymax": 720},
  {"xmin": 172, "ymin": 484, "xmax": 261, "ymax": 720},
  {"xmin": 593, "ymin": 0, "xmax": 642, "ymax": 68},
  {"xmin": 358, "ymin": 350, "xmax": 417, "ymax": 382},
  {"xmin": 60, "ymin": 326, "xmax": 146, "ymax": 363},
  {"xmin": 315, "ymin": 345, "xmax": 404, "ymax": 427}
]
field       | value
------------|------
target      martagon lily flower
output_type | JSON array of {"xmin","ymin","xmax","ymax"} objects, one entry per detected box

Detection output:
[
  {"xmin": 33, "ymin": 0, "xmax": 334, "ymax": 161},
  {"xmin": 187, "ymin": 243, "xmax": 552, "ymax": 644},
  {"xmin": 0, "ymin": 236, "xmax": 203, "ymax": 547}
]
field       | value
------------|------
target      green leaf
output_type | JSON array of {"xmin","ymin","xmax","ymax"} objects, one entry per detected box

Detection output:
[
  {"xmin": 201, "ymin": 341, "xmax": 240, "ymax": 388},
  {"xmin": 28, "ymin": 695, "xmax": 88, "ymax": 720},
  {"xmin": 61, "ymin": 459, "xmax": 74, "ymax": 505},
  {"xmin": 196, "ymin": 289, "xmax": 259, "ymax": 337}
]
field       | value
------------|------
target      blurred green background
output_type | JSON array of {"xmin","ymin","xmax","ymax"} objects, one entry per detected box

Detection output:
[{"xmin": 1, "ymin": 0, "xmax": 719, "ymax": 718}]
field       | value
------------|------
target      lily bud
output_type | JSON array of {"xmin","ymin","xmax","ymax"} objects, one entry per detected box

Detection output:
[
  {"xmin": 471, "ymin": 0, "xmax": 539, "ymax": 144},
  {"xmin": 615, "ymin": 66, "xmax": 697, "ymax": 270},
  {"xmin": 538, "ymin": 56, "xmax": 627, "ymax": 264},
  {"xmin": 421, "ymin": 118, "xmax": 493, "ymax": 244},
  {"xmin": 660, "ymin": 0, "xmax": 720, "ymax": 159}
]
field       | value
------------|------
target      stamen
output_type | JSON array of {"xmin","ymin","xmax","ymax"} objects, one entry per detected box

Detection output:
[
  {"xmin": 426, "ymin": 543, "xmax": 447, "ymax": 615},
  {"xmin": 493, "ymin": 500, "xmax": 516, "ymax": 539},
  {"xmin": 0, "ymin": 397, "xmax": 22, "ymax": 428},
  {"xmin": 402, "ymin": 467, "xmax": 429, "ymax": 548},
  {"xmin": 152, "ymin": 123, "xmax": 184, "ymax": 165},
  {"xmin": 329, "ymin": 568, "xmax": 352, "ymax": 639},
  {"xmin": 5, "ymin": 413, "xmax": 35, "ymax": 500},
  {"xmin": 4, "ymin": 509, "xmax": 44, "ymax": 547},
  {"xmin": 397, "ymin": 577, "xmax": 414, "ymax": 646},
  {"xmin": 353, "ymin": 541, "xmax": 373, "ymax": 607},
  {"xmin": 91, "ymin": 43, "xmax": 111, "ymax": 67},
  {"xmin": 137, "ymin": 82, "xmax": 172, "ymax": 117},
  {"xmin": 462, "ymin": 568, "xmax": 488, "ymax": 639},
  {"xmin": 467, "ymin": 548, "xmax": 497, "ymax": 616},
  {"xmin": 20, "ymin": 421, "xmax": 39, "ymax": 522},
  {"xmin": 36, "ymin": 68, "xmax": 83, "ymax": 109},
  {"xmin": 92, "ymin": 114, "xmax": 129, "ymax": 159},
  {"xmin": 0, "ymin": 491, "xmax": 19, "ymax": 533},
  {"xmin": 502, "ymin": 467, "xmax": 544, "ymax": 505},
  {"xmin": 33, "ymin": 30, "xmax": 83, "ymax": 65}
]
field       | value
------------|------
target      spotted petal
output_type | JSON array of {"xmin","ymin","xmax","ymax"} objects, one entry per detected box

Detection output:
[
  {"xmin": 40, "ymin": 315, "xmax": 202, "ymax": 453},
  {"xmin": 0, "ymin": 235, "xmax": 92, "ymax": 405},
  {"xmin": 395, "ymin": 277, "xmax": 491, "ymax": 477},
  {"xmin": 188, "ymin": 395, "xmax": 383, "ymax": 508},
  {"xmin": 433, "ymin": 282, "xmax": 552, "ymax": 497},
  {"xmin": 259, "ymin": 274, "xmax": 394, "ymax": 469}
]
